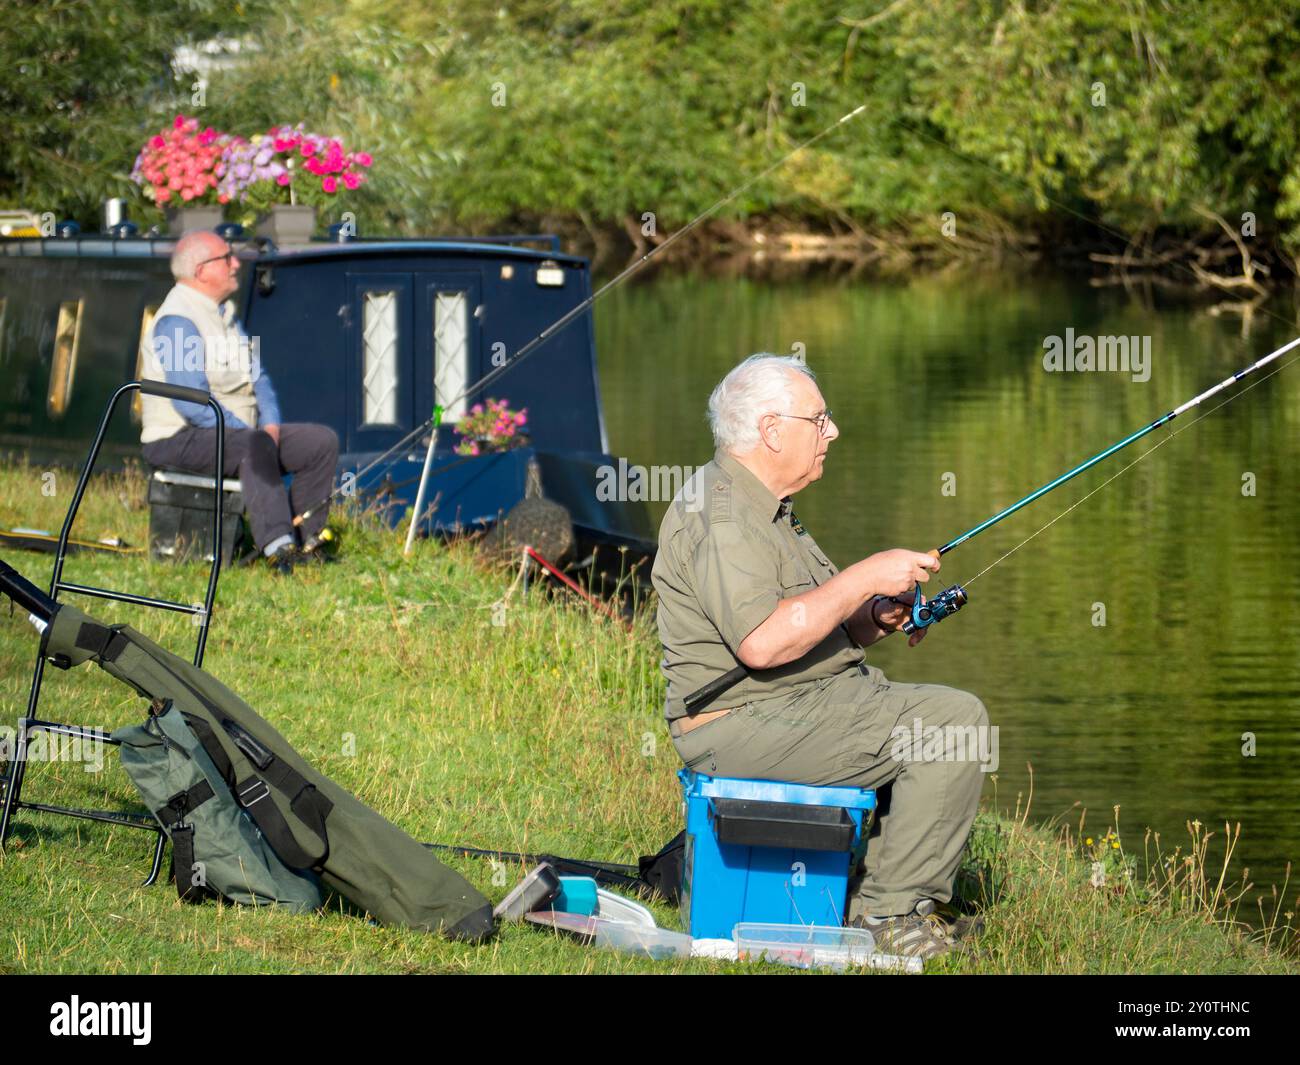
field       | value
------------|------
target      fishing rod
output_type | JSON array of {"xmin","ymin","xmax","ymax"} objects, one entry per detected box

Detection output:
[
  {"xmin": 894, "ymin": 333, "xmax": 1300, "ymax": 635},
  {"xmin": 291, "ymin": 103, "xmax": 872, "ymax": 535}
]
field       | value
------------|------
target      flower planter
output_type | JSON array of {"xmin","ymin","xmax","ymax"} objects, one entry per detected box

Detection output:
[
  {"xmin": 255, "ymin": 205, "xmax": 317, "ymax": 245},
  {"xmin": 164, "ymin": 205, "xmax": 224, "ymax": 236}
]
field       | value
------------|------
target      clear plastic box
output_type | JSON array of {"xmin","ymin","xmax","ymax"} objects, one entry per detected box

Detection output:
[
  {"xmin": 733, "ymin": 923, "xmax": 876, "ymax": 971},
  {"xmin": 592, "ymin": 919, "xmax": 693, "ymax": 960}
]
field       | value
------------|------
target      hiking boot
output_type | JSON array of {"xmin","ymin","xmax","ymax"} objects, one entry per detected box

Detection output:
[
  {"xmin": 922, "ymin": 897, "xmax": 987, "ymax": 941},
  {"xmin": 852, "ymin": 903, "xmax": 958, "ymax": 961}
]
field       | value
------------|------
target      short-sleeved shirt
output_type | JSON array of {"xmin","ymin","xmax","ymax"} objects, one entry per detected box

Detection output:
[{"xmin": 652, "ymin": 450, "xmax": 865, "ymax": 721}]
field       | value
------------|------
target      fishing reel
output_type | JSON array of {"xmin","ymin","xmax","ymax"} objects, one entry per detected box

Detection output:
[{"xmin": 899, "ymin": 583, "xmax": 969, "ymax": 635}]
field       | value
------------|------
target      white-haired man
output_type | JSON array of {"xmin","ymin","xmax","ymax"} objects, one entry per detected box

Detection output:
[
  {"xmin": 139, "ymin": 230, "xmax": 338, "ymax": 572},
  {"xmin": 652, "ymin": 353, "xmax": 989, "ymax": 959}
]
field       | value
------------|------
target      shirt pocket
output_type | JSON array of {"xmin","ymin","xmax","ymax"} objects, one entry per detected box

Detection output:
[
  {"xmin": 778, "ymin": 555, "xmax": 813, "ymax": 594},
  {"xmin": 802, "ymin": 537, "xmax": 836, "ymax": 574}
]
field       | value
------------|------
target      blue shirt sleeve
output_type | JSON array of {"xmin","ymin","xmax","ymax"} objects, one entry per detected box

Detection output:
[
  {"xmin": 249, "ymin": 330, "xmax": 281, "ymax": 427},
  {"xmin": 151, "ymin": 315, "xmax": 249, "ymax": 430}
]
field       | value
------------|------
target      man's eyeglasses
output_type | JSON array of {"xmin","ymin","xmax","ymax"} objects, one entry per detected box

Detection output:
[
  {"xmin": 774, "ymin": 410, "xmax": 833, "ymax": 436},
  {"xmin": 196, "ymin": 250, "xmax": 237, "ymax": 271}
]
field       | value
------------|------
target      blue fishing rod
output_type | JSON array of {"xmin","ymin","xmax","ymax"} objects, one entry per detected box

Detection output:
[{"xmin": 898, "ymin": 333, "xmax": 1300, "ymax": 635}]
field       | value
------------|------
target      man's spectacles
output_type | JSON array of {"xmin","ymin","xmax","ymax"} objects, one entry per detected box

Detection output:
[
  {"xmin": 196, "ymin": 250, "xmax": 237, "ymax": 271},
  {"xmin": 774, "ymin": 410, "xmax": 833, "ymax": 436}
]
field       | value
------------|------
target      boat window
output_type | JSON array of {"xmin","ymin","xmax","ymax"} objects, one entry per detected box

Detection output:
[
  {"xmin": 433, "ymin": 290, "xmax": 468, "ymax": 421},
  {"xmin": 361, "ymin": 289, "xmax": 399, "ymax": 426},
  {"xmin": 132, "ymin": 304, "xmax": 160, "ymax": 424},
  {"xmin": 47, "ymin": 299, "xmax": 83, "ymax": 419}
]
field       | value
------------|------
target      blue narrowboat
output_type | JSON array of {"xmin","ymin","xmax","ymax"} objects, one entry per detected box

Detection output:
[{"xmin": 0, "ymin": 225, "xmax": 655, "ymax": 577}]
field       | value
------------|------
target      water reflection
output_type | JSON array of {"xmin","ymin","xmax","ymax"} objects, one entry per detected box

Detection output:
[{"xmin": 597, "ymin": 268, "xmax": 1300, "ymax": 909}]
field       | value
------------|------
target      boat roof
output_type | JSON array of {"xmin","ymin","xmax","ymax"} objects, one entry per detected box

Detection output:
[{"xmin": 0, "ymin": 234, "xmax": 586, "ymax": 267}]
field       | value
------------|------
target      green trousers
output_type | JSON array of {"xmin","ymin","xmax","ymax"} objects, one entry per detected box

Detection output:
[{"xmin": 670, "ymin": 663, "xmax": 990, "ymax": 919}]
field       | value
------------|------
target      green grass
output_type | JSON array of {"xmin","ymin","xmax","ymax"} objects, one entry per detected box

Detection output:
[{"xmin": 0, "ymin": 462, "xmax": 1295, "ymax": 974}]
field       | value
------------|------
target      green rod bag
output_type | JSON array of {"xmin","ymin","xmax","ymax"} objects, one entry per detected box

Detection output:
[{"xmin": 43, "ymin": 603, "xmax": 494, "ymax": 942}]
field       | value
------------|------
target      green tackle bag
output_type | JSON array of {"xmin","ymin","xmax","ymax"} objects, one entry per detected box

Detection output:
[
  {"xmin": 114, "ymin": 704, "xmax": 325, "ymax": 911},
  {"xmin": 43, "ymin": 603, "xmax": 493, "ymax": 942}
]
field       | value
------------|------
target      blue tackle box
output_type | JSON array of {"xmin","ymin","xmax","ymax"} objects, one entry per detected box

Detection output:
[{"xmin": 679, "ymin": 770, "xmax": 877, "ymax": 940}]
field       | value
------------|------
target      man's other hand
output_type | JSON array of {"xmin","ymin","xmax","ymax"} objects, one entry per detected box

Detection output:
[
  {"xmin": 263, "ymin": 424, "xmax": 281, "ymax": 446},
  {"xmin": 873, "ymin": 588, "xmax": 931, "ymax": 647}
]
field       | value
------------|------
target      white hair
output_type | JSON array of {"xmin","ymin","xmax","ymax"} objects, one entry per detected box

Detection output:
[
  {"xmin": 170, "ymin": 231, "xmax": 221, "ymax": 281},
  {"xmin": 707, "ymin": 354, "xmax": 815, "ymax": 453}
]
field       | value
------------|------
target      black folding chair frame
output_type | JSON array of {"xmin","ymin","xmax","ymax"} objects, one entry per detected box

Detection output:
[{"xmin": 0, "ymin": 381, "xmax": 223, "ymax": 885}]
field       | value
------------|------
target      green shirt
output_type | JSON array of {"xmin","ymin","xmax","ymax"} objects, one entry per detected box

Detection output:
[{"xmin": 652, "ymin": 450, "xmax": 865, "ymax": 721}]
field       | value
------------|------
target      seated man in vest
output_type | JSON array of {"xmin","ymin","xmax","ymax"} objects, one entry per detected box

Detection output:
[
  {"xmin": 140, "ymin": 230, "xmax": 338, "ymax": 572},
  {"xmin": 652, "ymin": 354, "xmax": 990, "ymax": 960}
]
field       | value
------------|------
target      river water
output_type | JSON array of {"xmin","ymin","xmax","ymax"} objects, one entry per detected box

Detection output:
[{"xmin": 595, "ymin": 267, "xmax": 1300, "ymax": 911}]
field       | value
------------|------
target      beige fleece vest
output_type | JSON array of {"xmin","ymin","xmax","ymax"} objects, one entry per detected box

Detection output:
[{"xmin": 140, "ymin": 283, "xmax": 259, "ymax": 443}]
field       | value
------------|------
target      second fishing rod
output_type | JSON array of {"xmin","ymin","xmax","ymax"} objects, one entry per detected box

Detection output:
[{"xmin": 287, "ymin": 104, "xmax": 872, "ymax": 536}]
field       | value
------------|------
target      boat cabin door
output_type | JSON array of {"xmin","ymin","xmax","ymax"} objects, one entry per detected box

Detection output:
[{"xmin": 346, "ymin": 272, "xmax": 481, "ymax": 456}]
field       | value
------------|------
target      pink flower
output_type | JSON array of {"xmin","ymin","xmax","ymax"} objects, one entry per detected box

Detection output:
[
  {"xmin": 173, "ymin": 115, "xmax": 186, "ymax": 130},
  {"xmin": 150, "ymin": 135, "xmax": 165, "ymax": 150},
  {"xmin": 343, "ymin": 172, "xmax": 359, "ymax": 190},
  {"xmin": 321, "ymin": 176, "xmax": 338, "ymax": 193},
  {"xmin": 276, "ymin": 172, "xmax": 291, "ymax": 186},
  {"xmin": 300, "ymin": 141, "xmax": 316, "ymax": 156},
  {"xmin": 355, "ymin": 152, "xmax": 372, "ymax": 167},
  {"xmin": 156, "ymin": 187, "xmax": 172, "ymax": 203}
]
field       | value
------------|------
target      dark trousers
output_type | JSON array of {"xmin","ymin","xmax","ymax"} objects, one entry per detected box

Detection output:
[{"xmin": 143, "ymin": 424, "xmax": 339, "ymax": 551}]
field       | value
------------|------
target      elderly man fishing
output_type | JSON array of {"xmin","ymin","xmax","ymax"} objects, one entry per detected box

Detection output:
[
  {"xmin": 139, "ymin": 230, "xmax": 338, "ymax": 573},
  {"xmin": 652, "ymin": 353, "xmax": 989, "ymax": 960}
]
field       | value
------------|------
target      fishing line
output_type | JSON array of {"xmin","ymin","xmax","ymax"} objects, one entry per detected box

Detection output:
[
  {"xmin": 296, "ymin": 103, "xmax": 872, "ymax": 527},
  {"xmin": 959, "ymin": 348, "xmax": 1300, "ymax": 588}
]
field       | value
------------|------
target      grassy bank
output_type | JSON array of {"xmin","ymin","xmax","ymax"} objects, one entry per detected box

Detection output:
[{"xmin": 0, "ymin": 463, "xmax": 1294, "ymax": 974}]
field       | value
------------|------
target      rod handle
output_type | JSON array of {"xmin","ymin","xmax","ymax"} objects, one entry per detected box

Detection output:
[
  {"xmin": 0, "ymin": 557, "xmax": 59, "ymax": 623},
  {"xmin": 682, "ymin": 664, "xmax": 748, "ymax": 714}
]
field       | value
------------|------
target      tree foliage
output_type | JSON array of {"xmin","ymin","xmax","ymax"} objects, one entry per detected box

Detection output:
[{"xmin": 5, "ymin": 0, "xmax": 1300, "ymax": 257}]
